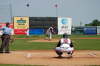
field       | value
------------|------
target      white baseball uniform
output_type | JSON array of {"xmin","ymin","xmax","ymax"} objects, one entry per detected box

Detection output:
[{"xmin": 55, "ymin": 38, "xmax": 74, "ymax": 52}]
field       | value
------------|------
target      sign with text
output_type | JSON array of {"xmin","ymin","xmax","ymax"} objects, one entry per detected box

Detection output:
[
  {"xmin": 14, "ymin": 17, "xmax": 29, "ymax": 29},
  {"xmin": 58, "ymin": 17, "xmax": 72, "ymax": 35}
]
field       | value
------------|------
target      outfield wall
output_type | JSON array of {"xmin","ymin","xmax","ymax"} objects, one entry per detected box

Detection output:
[
  {"xmin": 13, "ymin": 17, "xmax": 72, "ymax": 35},
  {"xmin": 29, "ymin": 17, "xmax": 57, "ymax": 35},
  {"xmin": 72, "ymin": 26, "xmax": 97, "ymax": 35},
  {"xmin": 1, "ymin": 16, "xmax": 99, "ymax": 35}
]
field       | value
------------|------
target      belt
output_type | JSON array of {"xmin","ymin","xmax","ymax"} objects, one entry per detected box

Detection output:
[{"xmin": 3, "ymin": 34, "xmax": 10, "ymax": 36}]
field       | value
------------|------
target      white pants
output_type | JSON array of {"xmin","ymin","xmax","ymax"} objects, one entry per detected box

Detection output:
[
  {"xmin": 49, "ymin": 33, "xmax": 52, "ymax": 40},
  {"xmin": 55, "ymin": 47, "xmax": 74, "ymax": 53}
]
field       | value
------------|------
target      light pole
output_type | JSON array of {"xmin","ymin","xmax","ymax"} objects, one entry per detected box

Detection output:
[
  {"xmin": 54, "ymin": 4, "xmax": 58, "ymax": 17},
  {"xmin": 9, "ymin": 2, "xmax": 12, "ymax": 23}
]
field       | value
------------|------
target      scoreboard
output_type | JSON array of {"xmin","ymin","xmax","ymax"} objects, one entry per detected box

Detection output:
[{"xmin": 29, "ymin": 17, "xmax": 57, "ymax": 29}]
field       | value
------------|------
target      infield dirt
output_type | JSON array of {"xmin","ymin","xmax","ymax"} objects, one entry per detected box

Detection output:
[{"xmin": 0, "ymin": 50, "xmax": 100, "ymax": 66}]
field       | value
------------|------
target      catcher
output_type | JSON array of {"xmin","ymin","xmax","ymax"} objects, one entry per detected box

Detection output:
[{"xmin": 55, "ymin": 33, "xmax": 74, "ymax": 58}]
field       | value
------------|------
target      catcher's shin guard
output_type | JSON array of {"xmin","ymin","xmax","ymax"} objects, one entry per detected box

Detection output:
[{"xmin": 56, "ymin": 51, "xmax": 63, "ymax": 56}]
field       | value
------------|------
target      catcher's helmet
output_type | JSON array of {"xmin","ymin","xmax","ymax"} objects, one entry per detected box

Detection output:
[{"xmin": 63, "ymin": 33, "xmax": 68, "ymax": 38}]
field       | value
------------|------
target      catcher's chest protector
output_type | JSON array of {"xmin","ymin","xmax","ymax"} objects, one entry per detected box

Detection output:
[
  {"xmin": 64, "ymin": 39, "xmax": 68, "ymax": 43},
  {"xmin": 61, "ymin": 38, "xmax": 69, "ymax": 44}
]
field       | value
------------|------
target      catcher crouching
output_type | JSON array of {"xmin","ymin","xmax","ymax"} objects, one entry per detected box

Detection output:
[{"xmin": 55, "ymin": 33, "xmax": 74, "ymax": 58}]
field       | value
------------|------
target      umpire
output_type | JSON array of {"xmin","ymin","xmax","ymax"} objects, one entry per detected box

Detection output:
[{"xmin": 0, "ymin": 23, "xmax": 12, "ymax": 53}]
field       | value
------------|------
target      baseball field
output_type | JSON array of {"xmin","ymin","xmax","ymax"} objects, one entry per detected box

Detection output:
[{"xmin": 0, "ymin": 35, "xmax": 100, "ymax": 66}]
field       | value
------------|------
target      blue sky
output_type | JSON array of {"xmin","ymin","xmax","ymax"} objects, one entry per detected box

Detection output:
[{"xmin": 0, "ymin": 0, "xmax": 100, "ymax": 26}]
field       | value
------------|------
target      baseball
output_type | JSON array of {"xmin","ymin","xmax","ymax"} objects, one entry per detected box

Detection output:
[{"xmin": 26, "ymin": 53, "xmax": 32, "ymax": 58}]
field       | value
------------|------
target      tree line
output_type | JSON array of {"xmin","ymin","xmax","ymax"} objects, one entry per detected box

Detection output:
[{"xmin": 85, "ymin": 19, "xmax": 100, "ymax": 26}]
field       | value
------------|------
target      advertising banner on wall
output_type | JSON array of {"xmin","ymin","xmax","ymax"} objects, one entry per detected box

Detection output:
[
  {"xmin": 97, "ymin": 26, "xmax": 100, "ymax": 35},
  {"xmin": 14, "ymin": 17, "xmax": 29, "ymax": 29},
  {"xmin": 84, "ymin": 27, "xmax": 97, "ymax": 35},
  {"xmin": 14, "ymin": 17, "xmax": 29, "ymax": 34},
  {"xmin": 58, "ymin": 17, "xmax": 72, "ymax": 35}
]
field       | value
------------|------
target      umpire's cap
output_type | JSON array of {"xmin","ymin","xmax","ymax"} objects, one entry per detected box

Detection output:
[{"xmin": 63, "ymin": 33, "xmax": 68, "ymax": 38}]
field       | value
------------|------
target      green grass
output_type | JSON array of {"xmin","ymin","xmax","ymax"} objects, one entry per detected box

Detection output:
[
  {"xmin": 0, "ymin": 35, "xmax": 100, "ymax": 51},
  {"xmin": 73, "ymin": 39, "xmax": 100, "ymax": 50},
  {"xmin": 14, "ymin": 34, "xmax": 100, "ymax": 39},
  {"xmin": 70, "ymin": 34, "xmax": 100, "ymax": 38},
  {"xmin": 10, "ymin": 39, "xmax": 57, "ymax": 50}
]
